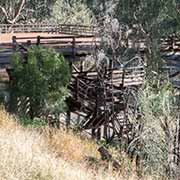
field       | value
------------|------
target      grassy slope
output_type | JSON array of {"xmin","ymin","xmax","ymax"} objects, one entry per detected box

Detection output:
[{"xmin": 0, "ymin": 109, "xmax": 154, "ymax": 180}]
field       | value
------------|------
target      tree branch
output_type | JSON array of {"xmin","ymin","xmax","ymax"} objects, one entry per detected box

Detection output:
[
  {"xmin": 0, "ymin": 0, "xmax": 25, "ymax": 24},
  {"xmin": 13, "ymin": 0, "xmax": 26, "ymax": 24},
  {"xmin": 0, "ymin": 5, "xmax": 9, "ymax": 21}
]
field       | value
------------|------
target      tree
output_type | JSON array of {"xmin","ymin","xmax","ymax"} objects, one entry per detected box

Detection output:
[
  {"xmin": 0, "ymin": 0, "xmax": 56, "ymax": 24},
  {"xmin": 84, "ymin": 0, "xmax": 180, "ymax": 176},
  {"xmin": 23, "ymin": 0, "xmax": 57, "ymax": 23},
  {"xmin": 0, "ymin": 0, "xmax": 25, "ymax": 24},
  {"xmin": 51, "ymin": 0, "xmax": 92, "ymax": 25},
  {"xmin": 10, "ymin": 46, "xmax": 71, "ymax": 119},
  {"xmin": 85, "ymin": 0, "xmax": 180, "ymax": 73}
]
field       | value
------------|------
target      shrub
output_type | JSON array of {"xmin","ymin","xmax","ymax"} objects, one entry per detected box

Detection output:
[
  {"xmin": 10, "ymin": 46, "xmax": 71, "ymax": 119},
  {"xmin": 127, "ymin": 78, "xmax": 179, "ymax": 177}
]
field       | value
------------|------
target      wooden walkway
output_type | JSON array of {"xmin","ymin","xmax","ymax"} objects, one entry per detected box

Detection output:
[
  {"xmin": 0, "ymin": 23, "xmax": 98, "ymax": 67},
  {"xmin": 0, "ymin": 35, "xmax": 99, "ymax": 68},
  {"xmin": 0, "ymin": 24, "xmax": 179, "ymax": 140}
]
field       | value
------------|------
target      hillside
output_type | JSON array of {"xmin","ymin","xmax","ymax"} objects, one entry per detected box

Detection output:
[{"xmin": 0, "ymin": 108, "xmax": 144, "ymax": 180}]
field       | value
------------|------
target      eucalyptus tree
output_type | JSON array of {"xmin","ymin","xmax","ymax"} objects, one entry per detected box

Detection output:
[
  {"xmin": 85, "ymin": 0, "xmax": 180, "ymax": 72},
  {"xmin": 84, "ymin": 0, "xmax": 180, "ymax": 176},
  {"xmin": 0, "ymin": 0, "xmax": 25, "ymax": 23},
  {"xmin": 0, "ymin": 0, "xmax": 56, "ymax": 24},
  {"xmin": 51, "ymin": 0, "xmax": 92, "ymax": 25}
]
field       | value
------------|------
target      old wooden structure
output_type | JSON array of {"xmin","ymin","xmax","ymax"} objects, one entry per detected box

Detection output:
[
  {"xmin": 0, "ymin": 24, "xmax": 179, "ymax": 141},
  {"xmin": 68, "ymin": 59, "xmax": 144, "ymax": 140},
  {"xmin": 5, "ymin": 35, "xmax": 144, "ymax": 140}
]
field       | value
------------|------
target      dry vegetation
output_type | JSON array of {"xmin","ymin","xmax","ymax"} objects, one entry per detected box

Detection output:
[
  {"xmin": 46, "ymin": 129, "xmax": 99, "ymax": 162},
  {"xmin": 0, "ymin": 108, "xmax": 158, "ymax": 180}
]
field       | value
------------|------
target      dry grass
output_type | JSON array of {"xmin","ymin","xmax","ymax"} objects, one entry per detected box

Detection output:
[
  {"xmin": 0, "ymin": 106, "xmax": 17, "ymax": 127},
  {"xmin": 46, "ymin": 129, "xmax": 100, "ymax": 162},
  {"xmin": 0, "ymin": 108, "xmax": 157, "ymax": 180},
  {"xmin": 0, "ymin": 69, "xmax": 9, "ymax": 82}
]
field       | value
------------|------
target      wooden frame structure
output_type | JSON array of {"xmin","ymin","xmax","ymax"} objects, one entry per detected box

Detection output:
[
  {"xmin": 2, "ymin": 33, "xmax": 145, "ymax": 141},
  {"xmin": 0, "ymin": 25, "xmax": 179, "ymax": 141},
  {"xmin": 67, "ymin": 57, "xmax": 145, "ymax": 140}
]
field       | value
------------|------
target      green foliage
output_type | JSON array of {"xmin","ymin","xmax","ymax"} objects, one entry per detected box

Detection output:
[
  {"xmin": 24, "ymin": 0, "xmax": 56, "ymax": 23},
  {"xmin": 140, "ymin": 80, "xmax": 176, "ymax": 117},
  {"xmin": 18, "ymin": 116, "xmax": 47, "ymax": 127},
  {"xmin": 51, "ymin": 0, "xmax": 93, "ymax": 25},
  {"xmin": 127, "ymin": 79, "xmax": 178, "ymax": 176},
  {"xmin": 87, "ymin": 0, "xmax": 180, "ymax": 35},
  {"xmin": 85, "ymin": 0, "xmax": 180, "ymax": 177},
  {"xmin": 11, "ymin": 46, "xmax": 71, "ymax": 118},
  {"xmin": 0, "ymin": 0, "xmax": 56, "ymax": 23},
  {"xmin": 0, "ymin": 0, "xmax": 93, "ymax": 24},
  {"xmin": 86, "ymin": 0, "xmax": 180, "ymax": 73}
]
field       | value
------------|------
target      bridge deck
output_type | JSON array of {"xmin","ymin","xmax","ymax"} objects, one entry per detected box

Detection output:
[
  {"xmin": 0, "ymin": 32, "xmax": 72, "ymax": 42},
  {"xmin": 0, "ymin": 32, "xmax": 99, "ymax": 68}
]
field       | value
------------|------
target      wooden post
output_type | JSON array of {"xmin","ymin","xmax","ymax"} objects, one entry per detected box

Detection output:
[
  {"xmin": 92, "ymin": 128, "xmax": 96, "ymax": 139},
  {"xmin": 75, "ymin": 77, "xmax": 79, "ymax": 101},
  {"xmin": 80, "ymin": 61, "xmax": 83, "ymax": 72},
  {"xmin": 121, "ymin": 65, "xmax": 125, "ymax": 88},
  {"xmin": 66, "ymin": 111, "xmax": 71, "ymax": 130},
  {"xmin": 12, "ymin": 36, "xmax": 17, "ymax": 51},
  {"xmin": 72, "ymin": 37, "xmax": 76, "ymax": 61},
  {"xmin": 36, "ymin": 36, "xmax": 41, "ymax": 45},
  {"xmin": 103, "ymin": 124, "xmax": 108, "ymax": 140},
  {"xmin": 27, "ymin": 40, "xmax": 31, "ymax": 47},
  {"xmin": 97, "ymin": 127, "xmax": 101, "ymax": 140},
  {"xmin": 92, "ymin": 94, "xmax": 98, "ymax": 139}
]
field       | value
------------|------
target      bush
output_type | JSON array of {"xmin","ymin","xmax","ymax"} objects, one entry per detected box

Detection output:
[
  {"xmin": 127, "ymin": 78, "xmax": 179, "ymax": 177},
  {"xmin": 51, "ymin": 0, "xmax": 93, "ymax": 25},
  {"xmin": 10, "ymin": 46, "xmax": 71, "ymax": 119}
]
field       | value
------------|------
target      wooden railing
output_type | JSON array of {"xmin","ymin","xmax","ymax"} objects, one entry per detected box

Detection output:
[
  {"xmin": 0, "ymin": 24, "xmax": 97, "ymax": 35},
  {"xmin": 11, "ymin": 35, "xmax": 99, "ymax": 62},
  {"xmin": 12, "ymin": 34, "xmax": 98, "ymax": 47}
]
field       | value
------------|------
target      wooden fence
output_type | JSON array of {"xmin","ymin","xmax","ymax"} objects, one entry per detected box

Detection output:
[
  {"xmin": 12, "ymin": 35, "xmax": 99, "ymax": 60},
  {"xmin": 0, "ymin": 24, "xmax": 97, "ymax": 35}
]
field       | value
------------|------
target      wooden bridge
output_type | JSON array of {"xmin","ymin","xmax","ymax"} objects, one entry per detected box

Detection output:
[
  {"xmin": 0, "ymin": 24, "xmax": 144, "ymax": 140},
  {"xmin": 0, "ymin": 24, "xmax": 179, "ymax": 141},
  {"xmin": 0, "ymin": 23, "xmax": 99, "ymax": 68},
  {"xmin": 0, "ymin": 34, "xmax": 98, "ymax": 68}
]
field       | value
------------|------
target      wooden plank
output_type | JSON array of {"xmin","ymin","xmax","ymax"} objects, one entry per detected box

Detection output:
[
  {"xmin": 40, "ymin": 35, "xmax": 94, "ymax": 39},
  {"xmin": 15, "ymin": 36, "xmax": 38, "ymax": 40}
]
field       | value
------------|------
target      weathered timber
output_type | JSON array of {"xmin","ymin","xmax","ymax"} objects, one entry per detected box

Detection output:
[{"xmin": 1, "ymin": 26, "xmax": 179, "ymax": 142}]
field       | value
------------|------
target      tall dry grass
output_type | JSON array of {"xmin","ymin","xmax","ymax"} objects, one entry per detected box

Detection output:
[
  {"xmin": 0, "ymin": 108, "xmax": 160, "ymax": 180},
  {"xmin": 0, "ymin": 109, "xmax": 128, "ymax": 180},
  {"xmin": 46, "ymin": 128, "xmax": 100, "ymax": 162},
  {"xmin": 0, "ymin": 106, "xmax": 17, "ymax": 127}
]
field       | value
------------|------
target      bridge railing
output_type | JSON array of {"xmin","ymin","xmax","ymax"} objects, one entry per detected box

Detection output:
[
  {"xmin": 11, "ymin": 34, "xmax": 99, "ymax": 61},
  {"xmin": 0, "ymin": 24, "xmax": 97, "ymax": 35}
]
